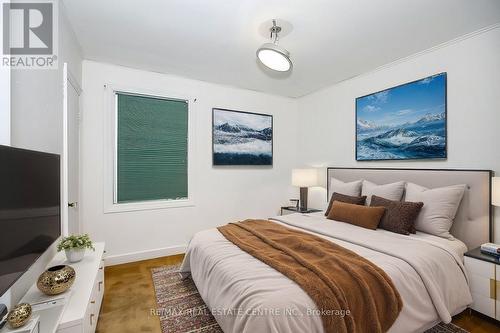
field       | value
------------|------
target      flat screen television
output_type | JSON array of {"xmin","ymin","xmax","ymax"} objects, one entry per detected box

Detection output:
[{"xmin": 0, "ymin": 145, "xmax": 61, "ymax": 296}]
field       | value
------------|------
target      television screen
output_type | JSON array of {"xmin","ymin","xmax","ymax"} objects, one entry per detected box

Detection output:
[{"xmin": 0, "ymin": 145, "xmax": 61, "ymax": 296}]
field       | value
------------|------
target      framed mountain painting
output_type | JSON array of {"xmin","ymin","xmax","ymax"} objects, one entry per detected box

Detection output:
[
  {"xmin": 212, "ymin": 108, "xmax": 273, "ymax": 165},
  {"xmin": 356, "ymin": 73, "xmax": 447, "ymax": 161}
]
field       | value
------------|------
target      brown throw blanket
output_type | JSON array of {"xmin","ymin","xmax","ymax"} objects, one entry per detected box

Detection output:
[{"xmin": 218, "ymin": 219, "xmax": 402, "ymax": 333}]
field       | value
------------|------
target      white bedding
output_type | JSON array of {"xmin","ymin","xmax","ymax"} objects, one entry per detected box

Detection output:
[{"xmin": 180, "ymin": 213, "xmax": 472, "ymax": 333}]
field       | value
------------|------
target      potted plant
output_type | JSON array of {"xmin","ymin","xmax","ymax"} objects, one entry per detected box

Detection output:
[{"xmin": 57, "ymin": 234, "xmax": 95, "ymax": 263}]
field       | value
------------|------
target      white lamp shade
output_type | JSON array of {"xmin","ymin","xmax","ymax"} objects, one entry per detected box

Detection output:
[
  {"xmin": 292, "ymin": 169, "xmax": 318, "ymax": 187},
  {"xmin": 493, "ymin": 177, "xmax": 500, "ymax": 206},
  {"xmin": 256, "ymin": 43, "xmax": 292, "ymax": 72}
]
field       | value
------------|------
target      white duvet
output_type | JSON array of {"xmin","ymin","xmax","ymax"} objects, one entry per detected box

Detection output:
[{"xmin": 180, "ymin": 213, "xmax": 472, "ymax": 333}]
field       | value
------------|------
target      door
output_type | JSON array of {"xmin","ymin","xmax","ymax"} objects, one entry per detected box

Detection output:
[{"xmin": 64, "ymin": 63, "xmax": 82, "ymax": 235}]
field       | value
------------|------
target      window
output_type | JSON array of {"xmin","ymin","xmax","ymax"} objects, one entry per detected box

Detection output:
[{"xmin": 105, "ymin": 88, "xmax": 193, "ymax": 212}]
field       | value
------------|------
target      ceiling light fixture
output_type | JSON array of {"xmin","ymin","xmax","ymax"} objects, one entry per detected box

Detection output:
[{"xmin": 256, "ymin": 19, "xmax": 292, "ymax": 72}]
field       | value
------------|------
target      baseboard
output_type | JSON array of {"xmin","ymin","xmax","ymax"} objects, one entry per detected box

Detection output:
[{"xmin": 104, "ymin": 244, "xmax": 187, "ymax": 266}]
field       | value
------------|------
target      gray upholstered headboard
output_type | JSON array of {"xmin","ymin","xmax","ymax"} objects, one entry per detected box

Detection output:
[{"xmin": 327, "ymin": 167, "xmax": 493, "ymax": 250}]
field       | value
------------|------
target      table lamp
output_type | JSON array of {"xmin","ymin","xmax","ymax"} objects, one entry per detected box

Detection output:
[
  {"xmin": 493, "ymin": 177, "xmax": 500, "ymax": 207},
  {"xmin": 292, "ymin": 169, "xmax": 318, "ymax": 211}
]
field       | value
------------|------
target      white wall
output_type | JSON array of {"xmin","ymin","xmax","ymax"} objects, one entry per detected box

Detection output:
[
  {"xmin": 297, "ymin": 26, "xmax": 500, "ymax": 241},
  {"xmin": 1, "ymin": 3, "xmax": 83, "ymax": 307},
  {"xmin": 0, "ymin": 66, "xmax": 9, "ymax": 145},
  {"xmin": 80, "ymin": 60, "xmax": 299, "ymax": 264}
]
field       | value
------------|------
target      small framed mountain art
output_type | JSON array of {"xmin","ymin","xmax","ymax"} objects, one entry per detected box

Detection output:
[
  {"xmin": 212, "ymin": 108, "xmax": 273, "ymax": 166},
  {"xmin": 356, "ymin": 73, "xmax": 447, "ymax": 161}
]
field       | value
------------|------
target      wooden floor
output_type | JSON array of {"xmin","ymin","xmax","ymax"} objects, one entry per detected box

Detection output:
[
  {"xmin": 96, "ymin": 254, "xmax": 184, "ymax": 333},
  {"xmin": 96, "ymin": 254, "xmax": 500, "ymax": 333},
  {"xmin": 453, "ymin": 311, "xmax": 500, "ymax": 333}
]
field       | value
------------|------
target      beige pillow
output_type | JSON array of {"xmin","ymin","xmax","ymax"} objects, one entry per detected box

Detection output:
[
  {"xmin": 362, "ymin": 180, "xmax": 406, "ymax": 205},
  {"xmin": 405, "ymin": 182, "xmax": 466, "ymax": 239},
  {"xmin": 330, "ymin": 178, "xmax": 363, "ymax": 197}
]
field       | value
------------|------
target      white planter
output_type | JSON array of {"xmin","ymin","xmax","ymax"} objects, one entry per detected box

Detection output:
[{"xmin": 65, "ymin": 248, "xmax": 86, "ymax": 263}]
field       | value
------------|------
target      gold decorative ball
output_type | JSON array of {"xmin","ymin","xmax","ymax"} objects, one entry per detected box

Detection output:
[
  {"xmin": 37, "ymin": 265, "xmax": 76, "ymax": 295},
  {"xmin": 7, "ymin": 303, "xmax": 32, "ymax": 329}
]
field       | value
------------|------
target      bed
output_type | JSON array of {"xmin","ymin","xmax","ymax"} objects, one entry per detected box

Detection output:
[{"xmin": 180, "ymin": 168, "xmax": 492, "ymax": 333}]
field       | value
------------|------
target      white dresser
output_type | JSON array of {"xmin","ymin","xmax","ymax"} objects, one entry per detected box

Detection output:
[
  {"xmin": 55, "ymin": 243, "xmax": 105, "ymax": 333},
  {"xmin": 18, "ymin": 243, "xmax": 106, "ymax": 333},
  {"xmin": 464, "ymin": 247, "xmax": 500, "ymax": 320}
]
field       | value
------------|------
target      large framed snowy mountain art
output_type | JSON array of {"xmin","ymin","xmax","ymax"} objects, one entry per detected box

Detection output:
[
  {"xmin": 213, "ymin": 108, "xmax": 273, "ymax": 165},
  {"xmin": 356, "ymin": 73, "xmax": 447, "ymax": 161}
]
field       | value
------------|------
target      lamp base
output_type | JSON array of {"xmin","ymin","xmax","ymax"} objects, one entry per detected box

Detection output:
[{"xmin": 299, "ymin": 187, "xmax": 308, "ymax": 211}]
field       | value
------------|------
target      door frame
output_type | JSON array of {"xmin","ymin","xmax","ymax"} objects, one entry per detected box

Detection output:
[{"xmin": 62, "ymin": 63, "xmax": 83, "ymax": 236}]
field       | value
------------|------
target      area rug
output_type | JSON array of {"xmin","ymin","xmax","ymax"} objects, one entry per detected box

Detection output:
[
  {"xmin": 424, "ymin": 322, "xmax": 469, "ymax": 333},
  {"xmin": 151, "ymin": 264, "xmax": 469, "ymax": 333},
  {"xmin": 151, "ymin": 264, "xmax": 222, "ymax": 333}
]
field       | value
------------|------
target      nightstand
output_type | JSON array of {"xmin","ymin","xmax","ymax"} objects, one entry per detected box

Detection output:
[
  {"xmin": 464, "ymin": 247, "xmax": 500, "ymax": 320},
  {"xmin": 280, "ymin": 206, "xmax": 322, "ymax": 216}
]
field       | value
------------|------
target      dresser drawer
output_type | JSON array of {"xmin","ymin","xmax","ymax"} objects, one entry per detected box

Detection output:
[
  {"xmin": 465, "ymin": 256, "xmax": 495, "ymax": 279},
  {"xmin": 471, "ymin": 292, "xmax": 495, "ymax": 318},
  {"xmin": 95, "ymin": 264, "xmax": 105, "ymax": 312},
  {"xmin": 468, "ymin": 269, "xmax": 494, "ymax": 297}
]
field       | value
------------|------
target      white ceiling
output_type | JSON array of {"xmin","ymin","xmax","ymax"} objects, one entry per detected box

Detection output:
[{"xmin": 62, "ymin": 0, "xmax": 500, "ymax": 98}]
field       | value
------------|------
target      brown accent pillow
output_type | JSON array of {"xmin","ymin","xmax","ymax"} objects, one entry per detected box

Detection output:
[
  {"xmin": 370, "ymin": 195, "xmax": 424, "ymax": 235},
  {"xmin": 327, "ymin": 201, "xmax": 385, "ymax": 230},
  {"xmin": 325, "ymin": 192, "xmax": 367, "ymax": 216}
]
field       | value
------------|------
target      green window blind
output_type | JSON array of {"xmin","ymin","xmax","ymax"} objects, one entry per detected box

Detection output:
[{"xmin": 116, "ymin": 93, "xmax": 188, "ymax": 203}]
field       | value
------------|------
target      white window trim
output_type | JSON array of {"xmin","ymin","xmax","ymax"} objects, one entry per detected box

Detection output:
[{"xmin": 103, "ymin": 84, "xmax": 196, "ymax": 214}]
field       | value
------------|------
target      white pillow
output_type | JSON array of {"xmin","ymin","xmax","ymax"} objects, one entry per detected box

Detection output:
[
  {"xmin": 330, "ymin": 178, "xmax": 363, "ymax": 197},
  {"xmin": 361, "ymin": 180, "xmax": 406, "ymax": 205},
  {"xmin": 405, "ymin": 182, "xmax": 466, "ymax": 239}
]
